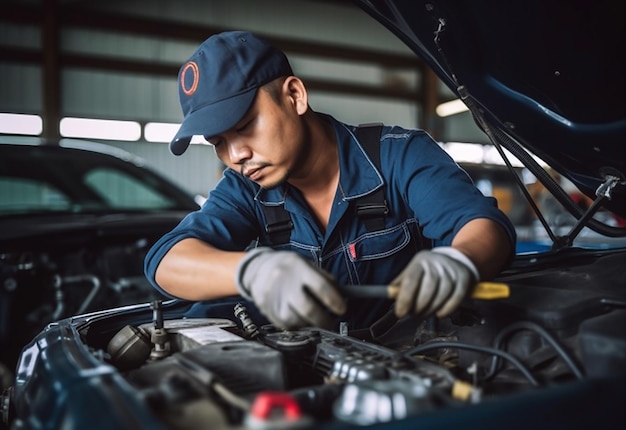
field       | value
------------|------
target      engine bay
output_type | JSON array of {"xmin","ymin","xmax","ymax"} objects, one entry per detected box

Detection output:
[
  {"xmin": 82, "ymin": 250, "xmax": 625, "ymax": 429},
  {"xmin": 105, "ymin": 315, "xmax": 468, "ymax": 428}
]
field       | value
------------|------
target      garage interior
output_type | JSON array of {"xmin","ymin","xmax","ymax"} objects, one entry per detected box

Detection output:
[
  {"xmin": 1, "ymin": 1, "xmax": 625, "ymax": 429},
  {"xmin": 1, "ymin": 0, "xmax": 489, "ymax": 198}
]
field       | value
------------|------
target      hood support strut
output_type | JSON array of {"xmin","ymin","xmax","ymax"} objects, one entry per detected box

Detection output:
[
  {"xmin": 557, "ymin": 176, "xmax": 621, "ymax": 249},
  {"xmin": 431, "ymin": 16, "xmax": 561, "ymax": 244},
  {"xmin": 430, "ymin": 13, "xmax": 626, "ymax": 247}
]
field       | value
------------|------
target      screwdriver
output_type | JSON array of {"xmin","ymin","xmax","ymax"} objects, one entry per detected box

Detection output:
[{"xmin": 339, "ymin": 281, "xmax": 510, "ymax": 300}]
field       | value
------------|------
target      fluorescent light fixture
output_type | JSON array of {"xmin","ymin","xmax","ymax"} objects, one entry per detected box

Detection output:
[
  {"xmin": 0, "ymin": 113, "xmax": 43, "ymax": 135},
  {"xmin": 443, "ymin": 142, "xmax": 485, "ymax": 163},
  {"xmin": 190, "ymin": 135, "xmax": 209, "ymax": 144},
  {"xmin": 442, "ymin": 141, "xmax": 530, "ymax": 167},
  {"xmin": 60, "ymin": 117, "xmax": 141, "ymax": 141},
  {"xmin": 436, "ymin": 99, "xmax": 469, "ymax": 117},
  {"xmin": 144, "ymin": 122, "xmax": 179, "ymax": 143},
  {"xmin": 145, "ymin": 122, "xmax": 208, "ymax": 145}
]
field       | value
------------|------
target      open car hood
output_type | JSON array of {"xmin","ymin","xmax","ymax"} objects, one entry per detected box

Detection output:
[{"xmin": 356, "ymin": 0, "xmax": 626, "ymax": 219}]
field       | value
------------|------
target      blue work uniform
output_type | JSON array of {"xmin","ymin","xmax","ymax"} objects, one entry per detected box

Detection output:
[{"xmin": 144, "ymin": 114, "xmax": 516, "ymax": 330}]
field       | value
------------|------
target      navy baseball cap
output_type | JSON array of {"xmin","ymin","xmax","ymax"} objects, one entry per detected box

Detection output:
[{"xmin": 170, "ymin": 31, "xmax": 293, "ymax": 155}]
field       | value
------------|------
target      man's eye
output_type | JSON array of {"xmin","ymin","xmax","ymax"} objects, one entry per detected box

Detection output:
[{"xmin": 236, "ymin": 119, "xmax": 253, "ymax": 133}]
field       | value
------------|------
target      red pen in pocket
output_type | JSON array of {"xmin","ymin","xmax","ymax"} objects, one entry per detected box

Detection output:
[{"xmin": 349, "ymin": 243, "xmax": 357, "ymax": 260}]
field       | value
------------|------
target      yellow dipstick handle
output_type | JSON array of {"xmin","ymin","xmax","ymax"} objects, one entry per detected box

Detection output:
[
  {"xmin": 386, "ymin": 281, "xmax": 510, "ymax": 300},
  {"xmin": 470, "ymin": 282, "xmax": 511, "ymax": 300}
]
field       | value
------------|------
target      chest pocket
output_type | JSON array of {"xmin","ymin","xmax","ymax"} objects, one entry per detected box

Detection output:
[{"xmin": 347, "ymin": 221, "xmax": 415, "ymax": 262}]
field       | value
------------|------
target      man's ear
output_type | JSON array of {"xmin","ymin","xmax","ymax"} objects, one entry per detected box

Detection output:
[{"xmin": 283, "ymin": 76, "xmax": 308, "ymax": 115}]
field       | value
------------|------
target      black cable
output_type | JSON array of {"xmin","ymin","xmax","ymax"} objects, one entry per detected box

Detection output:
[
  {"xmin": 404, "ymin": 341, "xmax": 540, "ymax": 387},
  {"xmin": 485, "ymin": 321, "xmax": 585, "ymax": 381}
]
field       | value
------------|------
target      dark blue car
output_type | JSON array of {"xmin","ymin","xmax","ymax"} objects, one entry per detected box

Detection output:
[{"xmin": 1, "ymin": 1, "xmax": 624, "ymax": 429}]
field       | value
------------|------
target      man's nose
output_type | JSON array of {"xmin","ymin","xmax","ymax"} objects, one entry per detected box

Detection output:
[{"xmin": 227, "ymin": 140, "xmax": 252, "ymax": 164}]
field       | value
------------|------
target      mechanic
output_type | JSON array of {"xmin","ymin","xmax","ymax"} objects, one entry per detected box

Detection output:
[{"xmin": 144, "ymin": 31, "xmax": 516, "ymax": 332}]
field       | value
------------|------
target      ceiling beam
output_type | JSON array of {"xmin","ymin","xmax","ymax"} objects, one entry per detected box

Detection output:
[
  {"xmin": 3, "ymin": 3, "xmax": 421, "ymax": 69},
  {"xmin": 0, "ymin": 46, "xmax": 421, "ymax": 103}
]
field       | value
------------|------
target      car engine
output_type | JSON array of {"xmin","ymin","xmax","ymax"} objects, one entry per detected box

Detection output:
[
  {"xmin": 1, "ymin": 250, "xmax": 624, "ymax": 430},
  {"xmin": 104, "ymin": 313, "xmax": 466, "ymax": 428},
  {"xmin": 86, "ymin": 250, "xmax": 625, "ymax": 429}
]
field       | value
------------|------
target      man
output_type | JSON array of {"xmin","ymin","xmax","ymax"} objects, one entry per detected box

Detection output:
[{"xmin": 144, "ymin": 31, "xmax": 516, "ymax": 332}]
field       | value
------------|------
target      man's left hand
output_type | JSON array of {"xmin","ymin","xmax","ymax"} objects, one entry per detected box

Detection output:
[{"xmin": 391, "ymin": 247, "xmax": 479, "ymax": 319}]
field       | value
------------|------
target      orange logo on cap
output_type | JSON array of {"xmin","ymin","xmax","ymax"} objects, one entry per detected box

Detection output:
[{"xmin": 180, "ymin": 61, "xmax": 199, "ymax": 96}]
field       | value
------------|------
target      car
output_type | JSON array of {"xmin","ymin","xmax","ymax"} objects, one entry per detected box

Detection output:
[
  {"xmin": 1, "ymin": 1, "xmax": 625, "ymax": 429},
  {"xmin": 0, "ymin": 136, "xmax": 200, "ymax": 386}
]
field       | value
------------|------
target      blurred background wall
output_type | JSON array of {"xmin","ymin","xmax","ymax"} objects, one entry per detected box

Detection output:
[{"xmin": 1, "ymin": 0, "xmax": 489, "ymax": 198}]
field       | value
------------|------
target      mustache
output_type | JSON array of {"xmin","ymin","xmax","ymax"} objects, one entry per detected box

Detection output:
[{"xmin": 239, "ymin": 161, "xmax": 271, "ymax": 176}]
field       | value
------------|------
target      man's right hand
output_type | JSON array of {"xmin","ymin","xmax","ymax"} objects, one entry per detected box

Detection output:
[{"xmin": 235, "ymin": 247, "xmax": 346, "ymax": 330}]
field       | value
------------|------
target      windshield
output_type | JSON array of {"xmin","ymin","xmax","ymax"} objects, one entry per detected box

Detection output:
[{"xmin": 0, "ymin": 144, "xmax": 198, "ymax": 216}]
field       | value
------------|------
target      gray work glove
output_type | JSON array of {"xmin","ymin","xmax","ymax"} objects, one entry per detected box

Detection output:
[
  {"xmin": 391, "ymin": 247, "xmax": 480, "ymax": 319},
  {"xmin": 235, "ymin": 247, "xmax": 346, "ymax": 330}
]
